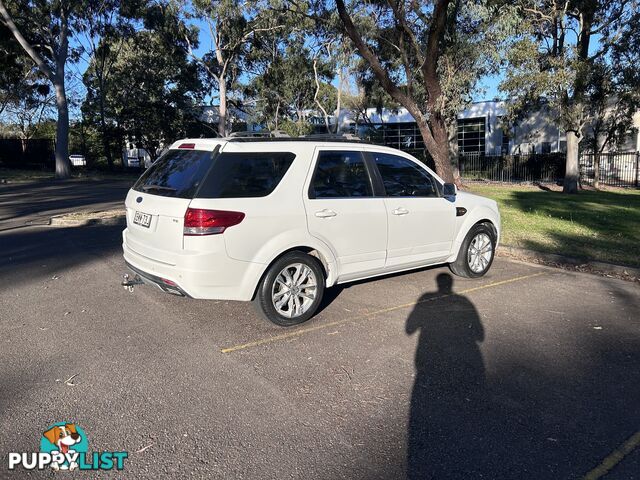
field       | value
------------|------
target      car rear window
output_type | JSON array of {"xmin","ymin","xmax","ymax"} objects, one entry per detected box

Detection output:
[
  {"xmin": 133, "ymin": 149, "xmax": 214, "ymax": 198},
  {"xmin": 195, "ymin": 152, "xmax": 295, "ymax": 198}
]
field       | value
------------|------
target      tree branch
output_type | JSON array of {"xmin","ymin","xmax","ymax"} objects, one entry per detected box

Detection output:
[
  {"xmin": 334, "ymin": 0, "xmax": 428, "ymax": 131},
  {"xmin": 421, "ymin": 0, "xmax": 449, "ymax": 110},
  {"xmin": 312, "ymin": 56, "xmax": 331, "ymax": 133},
  {"xmin": 387, "ymin": 0, "xmax": 425, "ymax": 64},
  {"xmin": 0, "ymin": 0, "xmax": 54, "ymax": 81}
]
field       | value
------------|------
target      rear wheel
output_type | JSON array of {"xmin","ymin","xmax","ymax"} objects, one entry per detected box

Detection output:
[
  {"xmin": 254, "ymin": 252, "xmax": 325, "ymax": 326},
  {"xmin": 449, "ymin": 223, "xmax": 496, "ymax": 278}
]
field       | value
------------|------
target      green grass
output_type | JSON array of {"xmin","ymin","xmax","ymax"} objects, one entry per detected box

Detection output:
[
  {"xmin": 0, "ymin": 168, "xmax": 56, "ymax": 182},
  {"xmin": 466, "ymin": 183, "xmax": 640, "ymax": 267}
]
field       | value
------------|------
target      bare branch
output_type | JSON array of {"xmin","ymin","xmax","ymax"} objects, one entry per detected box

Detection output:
[{"xmin": 312, "ymin": 56, "xmax": 331, "ymax": 133}]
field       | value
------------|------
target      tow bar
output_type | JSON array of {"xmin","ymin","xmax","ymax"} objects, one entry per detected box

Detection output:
[{"xmin": 121, "ymin": 273, "xmax": 144, "ymax": 292}]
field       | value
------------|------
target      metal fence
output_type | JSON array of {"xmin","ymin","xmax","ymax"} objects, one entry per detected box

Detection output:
[
  {"xmin": 0, "ymin": 138, "xmax": 55, "ymax": 168},
  {"xmin": 579, "ymin": 152, "xmax": 640, "ymax": 188},
  {"xmin": 457, "ymin": 151, "xmax": 640, "ymax": 187},
  {"xmin": 458, "ymin": 152, "xmax": 566, "ymax": 183}
]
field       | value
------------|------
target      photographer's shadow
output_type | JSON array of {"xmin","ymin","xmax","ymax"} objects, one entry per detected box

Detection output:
[{"xmin": 406, "ymin": 273, "xmax": 488, "ymax": 479}]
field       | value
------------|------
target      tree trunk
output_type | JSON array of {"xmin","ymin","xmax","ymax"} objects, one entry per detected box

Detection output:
[
  {"xmin": 54, "ymin": 80, "xmax": 71, "ymax": 179},
  {"xmin": 593, "ymin": 150, "xmax": 600, "ymax": 190},
  {"xmin": 98, "ymin": 80, "xmax": 113, "ymax": 169},
  {"xmin": 218, "ymin": 79, "xmax": 227, "ymax": 137},
  {"xmin": 421, "ymin": 123, "xmax": 457, "ymax": 185},
  {"xmin": 563, "ymin": 131, "xmax": 579, "ymax": 193},
  {"xmin": 417, "ymin": 115, "xmax": 456, "ymax": 184},
  {"xmin": 334, "ymin": 68, "xmax": 343, "ymax": 134}
]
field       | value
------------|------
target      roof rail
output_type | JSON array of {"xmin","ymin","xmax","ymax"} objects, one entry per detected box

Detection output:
[
  {"xmin": 227, "ymin": 130, "xmax": 291, "ymax": 139},
  {"xmin": 301, "ymin": 133, "xmax": 363, "ymax": 141}
]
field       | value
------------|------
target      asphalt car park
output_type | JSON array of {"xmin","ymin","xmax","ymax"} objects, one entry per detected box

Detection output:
[{"xmin": 1, "ymin": 219, "xmax": 638, "ymax": 479}]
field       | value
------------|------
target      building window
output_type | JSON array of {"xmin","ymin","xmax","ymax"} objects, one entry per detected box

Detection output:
[
  {"xmin": 457, "ymin": 117, "xmax": 486, "ymax": 154},
  {"xmin": 501, "ymin": 128, "xmax": 511, "ymax": 155}
]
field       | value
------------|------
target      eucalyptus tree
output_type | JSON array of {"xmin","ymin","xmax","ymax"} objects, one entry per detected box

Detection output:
[
  {"xmin": 500, "ymin": 0, "xmax": 638, "ymax": 193},
  {"xmin": 85, "ymin": 27, "xmax": 202, "ymax": 160},
  {"xmin": 185, "ymin": 0, "xmax": 290, "ymax": 137},
  {"xmin": 78, "ymin": 0, "xmax": 136, "ymax": 169},
  {"xmin": 0, "ymin": 0, "xmax": 96, "ymax": 177},
  {"xmin": 328, "ymin": 0, "xmax": 517, "ymax": 183}
]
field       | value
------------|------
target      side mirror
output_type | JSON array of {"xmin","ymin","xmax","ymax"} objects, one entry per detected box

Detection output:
[{"xmin": 443, "ymin": 183, "xmax": 456, "ymax": 197}]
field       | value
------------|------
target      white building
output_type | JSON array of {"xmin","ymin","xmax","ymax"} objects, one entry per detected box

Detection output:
[{"xmin": 337, "ymin": 100, "xmax": 640, "ymax": 155}]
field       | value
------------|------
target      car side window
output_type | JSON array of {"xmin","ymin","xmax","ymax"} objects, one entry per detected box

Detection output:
[
  {"xmin": 372, "ymin": 153, "xmax": 439, "ymax": 197},
  {"xmin": 310, "ymin": 151, "xmax": 373, "ymax": 198}
]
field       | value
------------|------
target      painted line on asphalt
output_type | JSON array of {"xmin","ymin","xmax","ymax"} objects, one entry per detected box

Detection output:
[
  {"xmin": 220, "ymin": 271, "xmax": 546, "ymax": 354},
  {"xmin": 583, "ymin": 430, "xmax": 640, "ymax": 480}
]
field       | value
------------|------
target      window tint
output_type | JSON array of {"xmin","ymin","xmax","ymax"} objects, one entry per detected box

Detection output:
[
  {"xmin": 373, "ymin": 153, "xmax": 439, "ymax": 197},
  {"xmin": 133, "ymin": 149, "xmax": 213, "ymax": 198},
  {"xmin": 196, "ymin": 152, "xmax": 295, "ymax": 198},
  {"xmin": 311, "ymin": 151, "xmax": 373, "ymax": 198}
]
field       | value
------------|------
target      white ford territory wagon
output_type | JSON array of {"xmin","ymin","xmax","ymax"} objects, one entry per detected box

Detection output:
[{"xmin": 122, "ymin": 136, "xmax": 500, "ymax": 326}]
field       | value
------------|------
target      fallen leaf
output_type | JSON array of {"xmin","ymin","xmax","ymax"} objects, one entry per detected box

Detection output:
[
  {"xmin": 64, "ymin": 374, "xmax": 78, "ymax": 386},
  {"xmin": 135, "ymin": 444, "xmax": 154, "ymax": 454}
]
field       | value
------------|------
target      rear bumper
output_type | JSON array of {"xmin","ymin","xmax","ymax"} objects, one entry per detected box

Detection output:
[
  {"xmin": 125, "ymin": 261, "xmax": 190, "ymax": 297},
  {"xmin": 122, "ymin": 231, "xmax": 266, "ymax": 301}
]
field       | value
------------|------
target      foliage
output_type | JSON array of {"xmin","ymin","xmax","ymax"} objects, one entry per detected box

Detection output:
[
  {"xmin": 500, "ymin": 0, "xmax": 638, "ymax": 193},
  {"xmin": 319, "ymin": 0, "xmax": 518, "ymax": 183},
  {"xmin": 249, "ymin": 38, "xmax": 335, "ymax": 128},
  {"xmin": 0, "ymin": 0, "xmax": 99, "ymax": 177},
  {"xmin": 186, "ymin": 0, "xmax": 296, "ymax": 135},
  {"xmin": 279, "ymin": 119, "xmax": 314, "ymax": 137},
  {"xmin": 82, "ymin": 23, "xmax": 203, "ymax": 160}
]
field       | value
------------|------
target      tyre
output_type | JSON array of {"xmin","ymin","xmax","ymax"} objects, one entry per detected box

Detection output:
[
  {"xmin": 254, "ymin": 251, "xmax": 325, "ymax": 326},
  {"xmin": 449, "ymin": 223, "xmax": 496, "ymax": 278}
]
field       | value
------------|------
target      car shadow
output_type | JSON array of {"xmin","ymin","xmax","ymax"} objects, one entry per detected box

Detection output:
[{"xmin": 318, "ymin": 263, "xmax": 452, "ymax": 315}]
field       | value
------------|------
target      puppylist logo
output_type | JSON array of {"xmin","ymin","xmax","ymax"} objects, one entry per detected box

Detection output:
[{"xmin": 8, "ymin": 422, "xmax": 128, "ymax": 471}]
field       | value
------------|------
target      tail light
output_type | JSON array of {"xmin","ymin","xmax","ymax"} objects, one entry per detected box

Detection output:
[{"xmin": 183, "ymin": 208, "xmax": 245, "ymax": 235}]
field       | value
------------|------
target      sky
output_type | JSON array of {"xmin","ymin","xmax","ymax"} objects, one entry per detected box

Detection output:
[
  {"xmin": 64, "ymin": 14, "xmax": 507, "ymax": 122},
  {"xmin": 475, "ymin": 75, "xmax": 505, "ymax": 103}
]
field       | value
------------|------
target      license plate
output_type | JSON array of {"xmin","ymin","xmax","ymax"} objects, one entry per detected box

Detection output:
[{"xmin": 133, "ymin": 211, "xmax": 152, "ymax": 228}]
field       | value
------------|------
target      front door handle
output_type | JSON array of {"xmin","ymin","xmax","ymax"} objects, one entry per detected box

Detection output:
[
  {"xmin": 315, "ymin": 209, "xmax": 337, "ymax": 218},
  {"xmin": 392, "ymin": 207, "xmax": 409, "ymax": 216}
]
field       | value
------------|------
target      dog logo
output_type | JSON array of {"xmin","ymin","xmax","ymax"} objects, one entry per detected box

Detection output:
[
  {"xmin": 40, "ymin": 423, "xmax": 88, "ymax": 471},
  {"xmin": 8, "ymin": 422, "xmax": 127, "ymax": 471}
]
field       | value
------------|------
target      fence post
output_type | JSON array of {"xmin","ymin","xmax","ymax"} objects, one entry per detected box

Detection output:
[{"xmin": 636, "ymin": 152, "xmax": 639, "ymax": 188}]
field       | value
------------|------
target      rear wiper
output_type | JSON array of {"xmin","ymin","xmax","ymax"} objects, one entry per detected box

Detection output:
[{"xmin": 141, "ymin": 184, "xmax": 176, "ymax": 192}]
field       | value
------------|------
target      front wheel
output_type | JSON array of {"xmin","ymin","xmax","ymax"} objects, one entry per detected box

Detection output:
[
  {"xmin": 449, "ymin": 223, "xmax": 496, "ymax": 278},
  {"xmin": 254, "ymin": 252, "xmax": 325, "ymax": 327}
]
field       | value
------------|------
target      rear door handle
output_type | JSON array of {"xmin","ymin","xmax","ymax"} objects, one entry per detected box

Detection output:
[
  {"xmin": 392, "ymin": 207, "xmax": 409, "ymax": 216},
  {"xmin": 315, "ymin": 209, "xmax": 337, "ymax": 218}
]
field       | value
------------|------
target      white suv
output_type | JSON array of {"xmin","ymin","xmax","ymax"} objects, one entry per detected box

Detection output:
[{"xmin": 122, "ymin": 137, "xmax": 500, "ymax": 326}]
